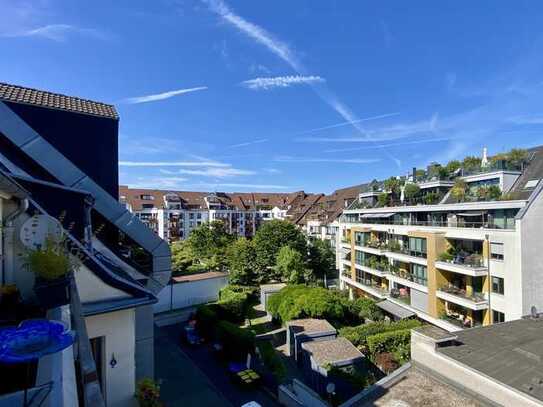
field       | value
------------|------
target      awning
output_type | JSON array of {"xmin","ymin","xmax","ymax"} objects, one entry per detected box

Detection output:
[
  {"xmin": 361, "ymin": 212, "xmax": 396, "ymax": 219},
  {"xmin": 457, "ymin": 212, "xmax": 486, "ymax": 217},
  {"xmin": 376, "ymin": 300, "xmax": 415, "ymax": 319}
]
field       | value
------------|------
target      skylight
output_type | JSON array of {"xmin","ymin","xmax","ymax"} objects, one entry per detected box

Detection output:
[{"xmin": 524, "ymin": 179, "xmax": 540, "ymax": 189}]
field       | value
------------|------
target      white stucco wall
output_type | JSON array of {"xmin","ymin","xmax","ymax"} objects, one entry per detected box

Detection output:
[
  {"xmin": 519, "ymin": 190, "xmax": 543, "ymax": 316},
  {"xmin": 85, "ymin": 308, "xmax": 136, "ymax": 407}
]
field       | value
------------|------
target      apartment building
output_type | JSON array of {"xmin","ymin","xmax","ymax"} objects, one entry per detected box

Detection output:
[
  {"xmin": 338, "ymin": 147, "xmax": 543, "ymax": 331},
  {"xmin": 0, "ymin": 82, "xmax": 171, "ymax": 406},
  {"xmin": 120, "ymin": 186, "xmax": 305, "ymax": 243}
]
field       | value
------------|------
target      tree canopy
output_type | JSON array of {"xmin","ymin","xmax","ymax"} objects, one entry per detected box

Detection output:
[
  {"xmin": 226, "ymin": 237, "xmax": 258, "ymax": 285},
  {"xmin": 253, "ymin": 219, "xmax": 308, "ymax": 273},
  {"xmin": 275, "ymin": 246, "xmax": 311, "ymax": 284}
]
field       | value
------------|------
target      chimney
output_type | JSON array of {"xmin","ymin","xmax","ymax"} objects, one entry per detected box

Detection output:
[{"xmin": 412, "ymin": 167, "xmax": 417, "ymax": 181}]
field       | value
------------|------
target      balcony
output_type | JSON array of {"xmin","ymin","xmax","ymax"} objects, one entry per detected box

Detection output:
[
  {"xmin": 0, "ymin": 277, "xmax": 105, "ymax": 407},
  {"xmin": 385, "ymin": 244, "xmax": 427, "ymax": 266},
  {"xmin": 436, "ymin": 250, "xmax": 487, "ymax": 277},
  {"xmin": 387, "ymin": 267, "xmax": 428, "ymax": 291},
  {"xmin": 341, "ymin": 275, "xmax": 388, "ymax": 299},
  {"xmin": 436, "ymin": 285, "xmax": 488, "ymax": 310},
  {"xmin": 356, "ymin": 240, "xmax": 387, "ymax": 255},
  {"xmin": 341, "ymin": 217, "xmax": 517, "ymax": 231}
]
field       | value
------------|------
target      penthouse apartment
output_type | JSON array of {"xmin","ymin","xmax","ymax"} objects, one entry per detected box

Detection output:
[
  {"xmin": 338, "ymin": 147, "xmax": 543, "ymax": 331},
  {"xmin": 120, "ymin": 186, "xmax": 306, "ymax": 242}
]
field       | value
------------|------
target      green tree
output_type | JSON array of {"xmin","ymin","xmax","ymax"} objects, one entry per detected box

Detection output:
[
  {"xmin": 445, "ymin": 160, "xmax": 461, "ymax": 175},
  {"xmin": 384, "ymin": 177, "xmax": 402, "ymax": 197},
  {"xmin": 275, "ymin": 246, "xmax": 311, "ymax": 284},
  {"xmin": 226, "ymin": 238, "xmax": 257, "ymax": 285},
  {"xmin": 462, "ymin": 156, "xmax": 482, "ymax": 173},
  {"xmin": 403, "ymin": 183, "xmax": 420, "ymax": 201},
  {"xmin": 254, "ymin": 220, "xmax": 307, "ymax": 278},
  {"xmin": 186, "ymin": 221, "xmax": 233, "ymax": 271},
  {"xmin": 307, "ymin": 239, "xmax": 335, "ymax": 280},
  {"xmin": 377, "ymin": 192, "xmax": 389, "ymax": 207},
  {"xmin": 451, "ymin": 179, "xmax": 468, "ymax": 202},
  {"xmin": 171, "ymin": 240, "xmax": 196, "ymax": 276},
  {"xmin": 507, "ymin": 148, "xmax": 527, "ymax": 168}
]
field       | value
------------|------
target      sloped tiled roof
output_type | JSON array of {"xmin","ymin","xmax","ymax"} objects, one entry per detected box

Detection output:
[
  {"xmin": 509, "ymin": 145, "xmax": 543, "ymax": 200},
  {"xmin": 0, "ymin": 82, "xmax": 118, "ymax": 120},
  {"xmin": 119, "ymin": 186, "xmax": 307, "ymax": 212}
]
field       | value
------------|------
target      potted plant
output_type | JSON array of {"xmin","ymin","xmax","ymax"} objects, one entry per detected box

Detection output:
[
  {"xmin": 23, "ymin": 235, "xmax": 80, "ymax": 309},
  {"xmin": 135, "ymin": 378, "xmax": 162, "ymax": 407}
]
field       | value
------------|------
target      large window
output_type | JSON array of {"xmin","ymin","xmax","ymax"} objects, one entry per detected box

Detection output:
[
  {"xmin": 140, "ymin": 194, "xmax": 154, "ymax": 200},
  {"xmin": 408, "ymin": 237, "xmax": 427, "ymax": 258},
  {"xmin": 492, "ymin": 276, "xmax": 504, "ymax": 294}
]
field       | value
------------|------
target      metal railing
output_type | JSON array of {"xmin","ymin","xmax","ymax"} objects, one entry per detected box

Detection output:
[
  {"xmin": 341, "ymin": 217, "xmax": 515, "ymax": 230},
  {"xmin": 438, "ymin": 285, "xmax": 486, "ymax": 303}
]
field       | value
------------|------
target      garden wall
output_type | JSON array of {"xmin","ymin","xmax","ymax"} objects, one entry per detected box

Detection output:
[{"xmin": 153, "ymin": 272, "xmax": 228, "ymax": 313}]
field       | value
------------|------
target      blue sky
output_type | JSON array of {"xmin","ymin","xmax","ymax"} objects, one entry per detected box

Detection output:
[{"xmin": 2, "ymin": 1, "xmax": 543, "ymax": 193}]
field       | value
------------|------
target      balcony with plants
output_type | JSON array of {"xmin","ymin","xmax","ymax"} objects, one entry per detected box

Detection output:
[
  {"xmin": 388, "ymin": 263, "xmax": 428, "ymax": 288},
  {"xmin": 436, "ymin": 242, "xmax": 487, "ymax": 277},
  {"xmin": 355, "ymin": 253, "xmax": 389, "ymax": 277},
  {"xmin": 354, "ymin": 271, "xmax": 389, "ymax": 298},
  {"xmin": 0, "ymin": 227, "xmax": 105, "ymax": 406},
  {"xmin": 436, "ymin": 276, "xmax": 488, "ymax": 311}
]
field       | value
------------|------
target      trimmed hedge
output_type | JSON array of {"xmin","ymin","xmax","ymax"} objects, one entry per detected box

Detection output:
[
  {"xmin": 213, "ymin": 284, "xmax": 258, "ymax": 322},
  {"xmin": 216, "ymin": 320, "xmax": 255, "ymax": 361},
  {"xmin": 367, "ymin": 329, "xmax": 412, "ymax": 362},
  {"xmin": 339, "ymin": 319, "xmax": 421, "ymax": 349},
  {"xmin": 351, "ymin": 297, "xmax": 384, "ymax": 322}
]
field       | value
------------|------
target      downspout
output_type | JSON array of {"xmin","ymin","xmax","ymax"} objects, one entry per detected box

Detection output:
[{"xmin": 2, "ymin": 197, "xmax": 28, "ymax": 285}]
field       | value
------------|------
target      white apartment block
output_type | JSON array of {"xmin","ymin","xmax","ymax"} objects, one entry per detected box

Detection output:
[
  {"xmin": 338, "ymin": 147, "xmax": 543, "ymax": 332},
  {"xmin": 120, "ymin": 187, "xmax": 299, "ymax": 243}
]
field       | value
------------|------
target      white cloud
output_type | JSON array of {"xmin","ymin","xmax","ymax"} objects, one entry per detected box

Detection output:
[
  {"xmin": 3, "ymin": 24, "xmax": 108, "ymax": 42},
  {"xmin": 241, "ymin": 75, "xmax": 324, "ymax": 90},
  {"xmin": 119, "ymin": 160, "xmax": 229, "ymax": 167},
  {"xmin": 202, "ymin": 0, "xmax": 302, "ymax": 70},
  {"xmin": 274, "ymin": 156, "xmax": 380, "ymax": 164},
  {"xmin": 323, "ymin": 136, "xmax": 456, "ymax": 153},
  {"xmin": 227, "ymin": 138, "xmax": 268, "ymax": 148},
  {"xmin": 507, "ymin": 115, "xmax": 543, "ymax": 125},
  {"xmin": 121, "ymin": 87, "xmax": 208, "ymax": 104},
  {"xmin": 160, "ymin": 167, "xmax": 256, "ymax": 177},
  {"xmin": 264, "ymin": 168, "xmax": 281, "ymax": 174}
]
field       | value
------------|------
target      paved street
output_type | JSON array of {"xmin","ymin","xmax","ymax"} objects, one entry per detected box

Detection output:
[
  {"xmin": 155, "ymin": 325, "xmax": 232, "ymax": 406},
  {"xmin": 155, "ymin": 324, "xmax": 280, "ymax": 407}
]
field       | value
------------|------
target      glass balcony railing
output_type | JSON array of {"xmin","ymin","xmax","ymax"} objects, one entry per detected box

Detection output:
[
  {"xmin": 388, "ymin": 267, "xmax": 427, "ymax": 286},
  {"xmin": 438, "ymin": 285, "xmax": 487, "ymax": 303},
  {"xmin": 342, "ymin": 217, "xmax": 515, "ymax": 231}
]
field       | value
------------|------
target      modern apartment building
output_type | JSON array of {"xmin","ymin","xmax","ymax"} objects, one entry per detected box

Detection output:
[
  {"xmin": 0, "ymin": 82, "xmax": 171, "ymax": 406},
  {"xmin": 338, "ymin": 147, "xmax": 543, "ymax": 331},
  {"xmin": 120, "ymin": 186, "xmax": 306, "ymax": 243}
]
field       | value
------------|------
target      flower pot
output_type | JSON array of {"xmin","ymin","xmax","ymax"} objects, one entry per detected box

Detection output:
[{"xmin": 34, "ymin": 275, "xmax": 71, "ymax": 309}]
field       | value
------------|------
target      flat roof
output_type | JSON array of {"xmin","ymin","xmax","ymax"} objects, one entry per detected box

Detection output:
[
  {"xmin": 287, "ymin": 318, "xmax": 336, "ymax": 335},
  {"xmin": 356, "ymin": 367, "xmax": 483, "ymax": 407},
  {"xmin": 260, "ymin": 283, "xmax": 286, "ymax": 292},
  {"xmin": 301, "ymin": 337, "xmax": 363, "ymax": 366},
  {"xmin": 414, "ymin": 325, "xmax": 458, "ymax": 343},
  {"xmin": 172, "ymin": 271, "xmax": 228, "ymax": 283},
  {"xmin": 438, "ymin": 317, "xmax": 543, "ymax": 403},
  {"xmin": 377, "ymin": 300, "xmax": 415, "ymax": 319}
]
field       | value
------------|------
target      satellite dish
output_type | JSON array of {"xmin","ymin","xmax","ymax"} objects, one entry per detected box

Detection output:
[
  {"xmin": 326, "ymin": 382, "xmax": 336, "ymax": 394},
  {"xmin": 20, "ymin": 214, "xmax": 64, "ymax": 249},
  {"xmin": 531, "ymin": 306, "xmax": 538, "ymax": 319}
]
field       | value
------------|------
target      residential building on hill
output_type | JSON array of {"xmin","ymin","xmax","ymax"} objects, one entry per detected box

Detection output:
[
  {"xmin": 120, "ymin": 186, "xmax": 306, "ymax": 242},
  {"xmin": 0, "ymin": 82, "xmax": 171, "ymax": 406},
  {"xmin": 337, "ymin": 146, "xmax": 543, "ymax": 331}
]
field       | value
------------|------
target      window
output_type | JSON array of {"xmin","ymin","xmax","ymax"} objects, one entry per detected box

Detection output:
[
  {"xmin": 140, "ymin": 194, "xmax": 154, "ymax": 200},
  {"xmin": 409, "ymin": 237, "xmax": 427, "ymax": 258},
  {"xmin": 190, "ymin": 213, "xmax": 194, "ymax": 219},
  {"xmin": 410, "ymin": 264, "xmax": 428, "ymax": 286},
  {"xmin": 142, "ymin": 204, "xmax": 154, "ymax": 209},
  {"xmin": 493, "ymin": 310, "xmax": 505, "ymax": 323},
  {"xmin": 490, "ymin": 242, "xmax": 504, "ymax": 260},
  {"xmin": 524, "ymin": 179, "xmax": 540, "ymax": 189},
  {"xmin": 492, "ymin": 276, "xmax": 504, "ymax": 294}
]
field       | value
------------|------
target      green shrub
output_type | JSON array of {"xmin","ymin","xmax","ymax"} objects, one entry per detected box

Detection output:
[
  {"xmin": 216, "ymin": 320, "xmax": 255, "ymax": 361},
  {"xmin": 195, "ymin": 304, "xmax": 220, "ymax": 338},
  {"xmin": 367, "ymin": 328, "xmax": 412, "ymax": 363},
  {"xmin": 217, "ymin": 284, "xmax": 258, "ymax": 322},
  {"xmin": 339, "ymin": 319, "xmax": 421, "ymax": 349},
  {"xmin": 220, "ymin": 284, "xmax": 258, "ymax": 300},
  {"xmin": 350, "ymin": 297, "xmax": 384, "ymax": 322},
  {"xmin": 267, "ymin": 285, "xmax": 358, "ymax": 326}
]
